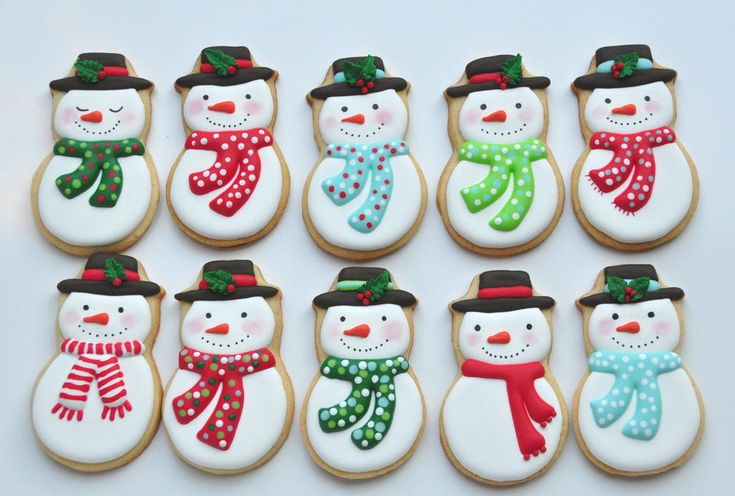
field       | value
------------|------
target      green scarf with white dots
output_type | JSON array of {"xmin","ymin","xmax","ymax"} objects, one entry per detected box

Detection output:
[{"xmin": 318, "ymin": 355, "xmax": 409, "ymax": 450}]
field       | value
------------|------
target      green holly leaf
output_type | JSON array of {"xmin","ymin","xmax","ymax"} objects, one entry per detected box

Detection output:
[
  {"xmin": 606, "ymin": 276, "xmax": 627, "ymax": 303},
  {"xmin": 359, "ymin": 270, "xmax": 391, "ymax": 302},
  {"xmin": 104, "ymin": 258, "xmax": 126, "ymax": 282},
  {"xmin": 614, "ymin": 52, "xmax": 639, "ymax": 79},
  {"xmin": 501, "ymin": 54, "xmax": 523, "ymax": 85},
  {"xmin": 74, "ymin": 59, "xmax": 104, "ymax": 83},
  {"xmin": 204, "ymin": 49, "xmax": 237, "ymax": 77},
  {"xmin": 203, "ymin": 269, "xmax": 235, "ymax": 295},
  {"xmin": 627, "ymin": 277, "xmax": 650, "ymax": 301},
  {"xmin": 343, "ymin": 55, "xmax": 377, "ymax": 86}
]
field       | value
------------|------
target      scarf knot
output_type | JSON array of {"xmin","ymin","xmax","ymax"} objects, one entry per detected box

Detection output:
[
  {"xmin": 322, "ymin": 140, "xmax": 409, "ymax": 233},
  {"xmin": 173, "ymin": 346, "xmax": 275, "ymax": 451},
  {"xmin": 185, "ymin": 128, "xmax": 273, "ymax": 217},
  {"xmin": 318, "ymin": 355, "xmax": 409, "ymax": 450},
  {"xmin": 458, "ymin": 138, "xmax": 547, "ymax": 231},
  {"xmin": 588, "ymin": 349, "xmax": 681, "ymax": 440}
]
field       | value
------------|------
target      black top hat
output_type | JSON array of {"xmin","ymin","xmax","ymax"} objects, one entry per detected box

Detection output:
[
  {"xmin": 313, "ymin": 267, "xmax": 416, "ymax": 308},
  {"xmin": 50, "ymin": 53, "xmax": 153, "ymax": 92},
  {"xmin": 451, "ymin": 270, "xmax": 554, "ymax": 313},
  {"xmin": 175, "ymin": 260, "xmax": 278, "ymax": 302},
  {"xmin": 310, "ymin": 56, "xmax": 408, "ymax": 100},
  {"xmin": 578, "ymin": 264, "xmax": 684, "ymax": 307},
  {"xmin": 573, "ymin": 44, "xmax": 676, "ymax": 90},
  {"xmin": 57, "ymin": 253, "xmax": 160, "ymax": 297},
  {"xmin": 446, "ymin": 54, "xmax": 550, "ymax": 98},
  {"xmin": 175, "ymin": 46, "xmax": 275, "ymax": 88}
]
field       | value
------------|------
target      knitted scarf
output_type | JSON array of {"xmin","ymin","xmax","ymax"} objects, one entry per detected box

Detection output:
[
  {"xmin": 51, "ymin": 338, "xmax": 144, "ymax": 422},
  {"xmin": 321, "ymin": 140, "xmax": 409, "ymax": 233},
  {"xmin": 462, "ymin": 359, "xmax": 557, "ymax": 460},
  {"xmin": 588, "ymin": 349, "xmax": 682, "ymax": 440},
  {"xmin": 53, "ymin": 138, "xmax": 144, "ymax": 207},
  {"xmin": 185, "ymin": 128, "xmax": 273, "ymax": 217},
  {"xmin": 173, "ymin": 346, "xmax": 275, "ymax": 451},
  {"xmin": 587, "ymin": 126, "xmax": 676, "ymax": 214},
  {"xmin": 318, "ymin": 355, "xmax": 409, "ymax": 450},
  {"xmin": 458, "ymin": 138, "xmax": 547, "ymax": 231}
]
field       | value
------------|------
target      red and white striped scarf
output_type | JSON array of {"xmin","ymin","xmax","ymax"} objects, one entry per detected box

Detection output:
[{"xmin": 51, "ymin": 338, "xmax": 144, "ymax": 422}]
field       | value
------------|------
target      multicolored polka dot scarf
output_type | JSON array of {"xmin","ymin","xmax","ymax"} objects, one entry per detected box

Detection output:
[
  {"xmin": 53, "ymin": 138, "xmax": 144, "ymax": 207},
  {"xmin": 173, "ymin": 347, "xmax": 275, "ymax": 451},
  {"xmin": 588, "ymin": 350, "xmax": 682, "ymax": 441},
  {"xmin": 186, "ymin": 129, "xmax": 273, "ymax": 217},
  {"xmin": 318, "ymin": 355, "xmax": 409, "ymax": 450},
  {"xmin": 321, "ymin": 141, "xmax": 409, "ymax": 233},
  {"xmin": 458, "ymin": 138, "xmax": 547, "ymax": 231},
  {"xmin": 587, "ymin": 126, "xmax": 676, "ymax": 214}
]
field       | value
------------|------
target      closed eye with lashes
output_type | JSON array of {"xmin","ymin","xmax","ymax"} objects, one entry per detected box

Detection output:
[
  {"xmin": 75, "ymin": 106, "xmax": 89, "ymax": 112},
  {"xmin": 109, "ymin": 106, "xmax": 123, "ymax": 113}
]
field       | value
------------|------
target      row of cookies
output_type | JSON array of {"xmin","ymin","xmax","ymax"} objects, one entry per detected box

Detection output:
[
  {"xmin": 32, "ymin": 255, "xmax": 703, "ymax": 483},
  {"xmin": 31, "ymin": 44, "xmax": 698, "ymax": 259}
]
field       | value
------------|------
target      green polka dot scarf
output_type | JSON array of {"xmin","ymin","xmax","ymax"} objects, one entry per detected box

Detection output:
[
  {"xmin": 53, "ymin": 138, "xmax": 145, "ymax": 207},
  {"xmin": 318, "ymin": 355, "xmax": 409, "ymax": 450},
  {"xmin": 458, "ymin": 138, "xmax": 547, "ymax": 231}
]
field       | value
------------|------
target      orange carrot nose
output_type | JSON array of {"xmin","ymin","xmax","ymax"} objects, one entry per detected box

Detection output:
[
  {"xmin": 341, "ymin": 113, "xmax": 365, "ymax": 124},
  {"xmin": 343, "ymin": 324, "xmax": 371, "ymax": 338},
  {"xmin": 83, "ymin": 312, "xmax": 109, "ymax": 325},
  {"xmin": 80, "ymin": 110, "xmax": 103, "ymax": 123},
  {"xmin": 482, "ymin": 110, "xmax": 507, "ymax": 122},
  {"xmin": 616, "ymin": 321, "xmax": 640, "ymax": 333},
  {"xmin": 205, "ymin": 323, "xmax": 230, "ymax": 334},
  {"xmin": 612, "ymin": 104, "xmax": 637, "ymax": 115},
  {"xmin": 208, "ymin": 101, "xmax": 236, "ymax": 113},
  {"xmin": 487, "ymin": 331, "xmax": 511, "ymax": 344}
]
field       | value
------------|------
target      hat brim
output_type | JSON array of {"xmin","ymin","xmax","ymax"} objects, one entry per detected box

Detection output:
[
  {"xmin": 573, "ymin": 68, "xmax": 676, "ymax": 90},
  {"xmin": 175, "ymin": 285, "xmax": 278, "ymax": 302},
  {"xmin": 50, "ymin": 76, "xmax": 153, "ymax": 92},
  {"xmin": 176, "ymin": 67, "xmax": 275, "ymax": 88},
  {"xmin": 446, "ymin": 76, "xmax": 550, "ymax": 98},
  {"xmin": 452, "ymin": 296, "xmax": 555, "ymax": 313},
  {"xmin": 310, "ymin": 77, "xmax": 408, "ymax": 100},
  {"xmin": 578, "ymin": 287, "xmax": 684, "ymax": 307},
  {"xmin": 57, "ymin": 279, "xmax": 161, "ymax": 297},
  {"xmin": 313, "ymin": 290, "xmax": 416, "ymax": 308}
]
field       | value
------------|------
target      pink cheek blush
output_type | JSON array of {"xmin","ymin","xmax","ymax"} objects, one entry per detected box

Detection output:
[
  {"xmin": 325, "ymin": 322, "xmax": 342, "ymax": 340},
  {"xmin": 243, "ymin": 100, "xmax": 262, "ymax": 114},
  {"xmin": 466, "ymin": 333, "xmax": 482, "ymax": 347},
  {"xmin": 591, "ymin": 105, "xmax": 608, "ymax": 119},
  {"xmin": 463, "ymin": 108, "xmax": 481, "ymax": 124},
  {"xmin": 118, "ymin": 110, "xmax": 140, "ymax": 126},
  {"xmin": 518, "ymin": 108, "xmax": 536, "ymax": 123},
  {"xmin": 522, "ymin": 332, "xmax": 538, "ymax": 346},
  {"xmin": 121, "ymin": 314, "xmax": 137, "ymax": 328},
  {"xmin": 187, "ymin": 99, "xmax": 205, "ymax": 115},
  {"xmin": 597, "ymin": 319, "xmax": 615, "ymax": 337},
  {"xmin": 653, "ymin": 320, "xmax": 672, "ymax": 336},
  {"xmin": 59, "ymin": 106, "xmax": 77, "ymax": 124},
  {"xmin": 323, "ymin": 116, "xmax": 338, "ymax": 129},
  {"xmin": 242, "ymin": 320, "xmax": 265, "ymax": 335},
  {"xmin": 381, "ymin": 320, "xmax": 405, "ymax": 341},
  {"xmin": 644, "ymin": 101, "xmax": 661, "ymax": 114},
  {"xmin": 376, "ymin": 110, "xmax": 393, "ymax": 124},
  {"xmin": 62, "ymin": 309, "xmax": 81, "ymax": 326},
  {"xmin": 184, "ymin": 317, "xmax": 206, "ymax": 335}
]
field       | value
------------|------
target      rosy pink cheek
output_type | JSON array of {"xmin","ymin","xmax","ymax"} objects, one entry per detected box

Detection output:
[
  {"xmin": 324, "ymin": 116, "xmax": 338, "ymax": 129},
  {"xmin": 184, "ymin": 317, "xmax": 206, "ymax": 334},
  {"xmin": 60, "ymin": 107, "xmax": 77, "ymax": 124},
  {"xmin": 522, "ymin": 332, "xmax": 538, "ymax": 345},
  {"xmin": 242, "ymin": 320, "xmax": 265, "ymax": 335},
  {"xmin": 644, "ymin": 101, "xmax": 661, "ymax": 114},
  {"xmin": 62, "ymin": 309, "xmax": 81, "ymax": 326},
  {"xmin": 518, "ymin": 108, "xmax": 536, "ymax": 123},
  {"xmin": 243, "ymin": 100, "xmax": 262, "ymax": 114},
  {"xmin": 325, "ymin": 322, "xmax": 341, "ymax": 340},
  {"xmin": 464, "ymin": 108, "xmax": 481, "ymax": 123},
  {"xmin": 466, "ymin": 333, "xmax": 481, "ymax": 346},
  {"xmin": 187, "ymin": 99, "xmax": 205, "ymax": 115},
  {"xmin": 381, "ymin": 320, "xmax": 405, "ymax": 341},
  {"xmin": 376, "ymin": 110, "xmax": 393, "ymax": 124},
  {"xmin": 592, "ymin": 105, "xmax": 607, "ymax": 118},
  {"xmin": 121, "ymin": 314, "xmax": 137, "ymax": 327},
  {"xmin": 118, "ymin": 111, "xmax": 139, "ymax": 125},
  {"xmin": 598, "ymin": 319, "xmax": 615, "ymax": 336},
  {"xmin": 653, "ymin": 321, "xmax": 671, "ymax": 336}
]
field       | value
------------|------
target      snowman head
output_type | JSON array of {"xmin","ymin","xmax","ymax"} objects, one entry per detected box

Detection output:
[
  {"xmin": 54, "ymin": 89, "xmax": 147, "ymax": 140},
  {"xmin": 182, "ymin": 80, "xmax": 274, "ymax": 131},
  {"xmin": 318, "ymin": 90, "xmax": 408, "ymax": 144},
  {"xmin": 583, "ymin": 82, "xmax": 674, "ymax": 133},
  {"xmin": 458, "ymin": 87, "xmax": 545, "ymax": 143},
  {"xmin": 59, "ymin": 292, "xmax": 152, "ymax": 342}
]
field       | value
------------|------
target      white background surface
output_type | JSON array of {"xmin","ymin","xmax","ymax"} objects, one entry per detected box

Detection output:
[{"xmin": 1, "ymin": 0, "xmax": 732, "ymax": 494}]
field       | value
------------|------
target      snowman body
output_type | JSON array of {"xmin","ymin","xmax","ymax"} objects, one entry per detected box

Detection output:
[
  {"xmin": 163, "ymin": 296, "xmax": 288, "ymax": 470},
  {"xmin": 576, "ymin": 82, "xmax": 694, "ymax": 243},
  {"xmin": 306, "ymin": 90, "xmax": 423, "ymax": 251},
  {"xmin": 32, "ymin": 292, "xmax": 156, "ymax": 464},
  {"xmin": 576, "ymin": 298, "xmax": 701, "ymax": 472},
  {"xmin": 37, "ymin": 89, "xmax": 152, "ymax": 247},
  {"xmin": 169, "ymin": 80, "xmax": 285, "ymax": 241},
  {"xmin": 305, "ymin": 304, "xmax": 423, "ymax": 474},
  {"xmin": 445, "ymin": 87, "xmax": 560, "ymax": 248},
  {"xmin": 442, "ymin": 308, "xmax": 563, "ymax": 482}
]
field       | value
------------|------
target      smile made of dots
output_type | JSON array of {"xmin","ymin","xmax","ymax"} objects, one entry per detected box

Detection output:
[
  {"xmin": 610, "ymin": 334, "xmax": 660, "ymax": 350},
  {"xmin": 204, "ymin": 114, "xmax": 250, "ymax": 129},
  {"xmin": 339, "ymin": 123, "xmax": 384, "ymax": 139},
  {"xmin": 200, "ymin": 334, "xmax": 250, "ymax": 349},
  {"xmin": 481, "ymin": 122, "xmax": 527, "ymax": 137},
  {"xmin": 77, "ymin": 324, "xmax": 125, "ymax": 339},
  {"xmin": 605, "ymin": 113, "xmax": 654, "ymax": 127},
  {"xmin": 74, "ymin": 119, "xmax": 121, "ymax": 136},
  {"xmin": 481, "ymin": 343, "xmax": 530, "ymax": 360},
  {"xmin": 339, "ymin": 336, "xmax": 389, "ymax": 353}
]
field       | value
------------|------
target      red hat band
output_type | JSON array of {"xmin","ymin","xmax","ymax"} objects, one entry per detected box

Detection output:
[
  {"xmin": 81, "ymin": 268, "xmax": 140, "ymax": 282},
  {"xmin": 200, "ymin": 59, "xmax": 253, "ymax": 74},
  {"xmin": 478, "ymin": 285, "xmax": 533, "ymax": 299},
  {"xmin": 198, "ymin": 273, "xmax": 256, "ymax": 290}
]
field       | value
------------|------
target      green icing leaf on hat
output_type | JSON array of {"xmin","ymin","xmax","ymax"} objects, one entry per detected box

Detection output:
[
  {"xmin": 104, "ymin": 258, "xmax": 126, "ymax": 283},
  {"xmin": 614, "ymin": 52, "xmax": 639, "ymax": 79},
  {"xmin": 205, "ymin": 49, "xmax": 237, "ymax": 77},
  {"xmin": 343, "ymin": 55, "xmax": 377, "ymax": 86},
  {"xmin": 203, "ymin": 269, "xmax": 236, "ymax": 295},
  {"xmin": 358, "ymin": 270, "xmax": 391, "ymax": 303},
  {"xmin": 75, "ymin": 59, "xmax": 104, "ymax": 83},
  {"xmin": 501, "ymin": 54, "xmax": 523, "ymax": 86},
  {"xmin": 607, "ymin": 276, "xmax": 650, "ymax": 303}
]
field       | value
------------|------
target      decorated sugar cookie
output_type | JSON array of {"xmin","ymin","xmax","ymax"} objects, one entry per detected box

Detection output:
[
  {"xmin": 441, "ymin": 271, "xmax": 567, "ymax": 484},
  {"xmin": 162, "ymin": 260, "xmax": 293, "ymax": 473},
  {"xmin": 302, "ymin": 267, "xmax": 425, "ymax": 478},
  {"xmin": 167, "ymin": 47, "xmax": 290, "ymax": 247},
  {"xmin": 303, "ymin": 56, "xmax": 427, "ymax": 259},
  {"xmin": 574, "ymin": 264, "xmax": 704, "ymax": 475},
  {"xmin": 572, "ymin": 45, "xmax": 699, "ymax": 250},
  {"xmin": 31, "ymin": 53, "xmax": 159, "ymax": 255},
  {"xmin": 31, "ymin": 254, "xmax": 163, "ymax": 471},
  {"xmin": 438, "ymin": 54, "xmax": 563, "ymax": 256}
]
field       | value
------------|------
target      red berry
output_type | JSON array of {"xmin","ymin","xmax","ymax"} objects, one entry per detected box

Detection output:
[
  {"xmin": 366, "ymin": 81, "xmax": 374, "ymax": 88},
  {"xmin": 97, "ymin": 70, "xmax": 107, "ymax": 80},
  {"xmin": 500, "ymin": 83, "xmax": 507, "ymax": 89},
  {"xmin": 361, "ymin": 87, "xmax": 368, "ymax": 94},
  {"xmin": 357, "ymin": 79, "xmax": 364, "ymax": 86},
  {"xmin": 357, "ymin": 293, "xmax": 364, "ymax": 300},
  {"xmin": 616, "ymin": 62, "xmax": 624, "ymax": 69},
  {"xmin": 502, "ymin": 75, "xmax": 509, "ymax": 83},
  {"xmin": 630, "ymin": 290, "xmax": 637, "ymax": 296},
  {"xmin": 625, "ymin": 295, "xmax": 631, "ymax": 302},
  {"xmin": 227, "ymin": 284, "xmax": 235, "ymax": 293},
  {"xmin": 362, "ymin": 299, "xmax": 370, "ymax": 305},
  {"xmin": 227, "ymin": 65, "xmax": 236, "ymax": 74},
  {"xmin": 364, "ymin": 290, "xmax": 372, "ymax": 298},
  {"xmin": 112, "ymin": 278, "xmax": 122, "ymax": 287}
]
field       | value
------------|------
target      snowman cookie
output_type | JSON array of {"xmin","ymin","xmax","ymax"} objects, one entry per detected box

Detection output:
[
  {"xmin": 167, "ymin": 47, "xmax": 290, "ymax": 247},
  {"xmin": 31, "ymin": 254, "xmax": 164, "ymax": 471},
  {"xmin": 162, "ymin": 260, "xmax": 294, "ymax": 473},
  {"xmin": 571, "ymin": 45, "xmax": 699, "ymax": 250},
  {"xmin": 303, "ymin": 56, "xmax": 427, "ymax": 259},
  {"xmin": 31, "ymin": 53, "xmax": 159, "ymax": 255},
  {"xmin": 441, "ymin": 271, "xmax": 567, "ymax": 484},
  {"xmin": 574, "ymin": 264, "xmax": 704, "ymax": 475},
  {"xmin": 438, "ymin": 55, "xmax": 564, "ymax": 255},
  {"xmin": 302, "ymin": 267, "xmax": 425, "ymax": 478}
]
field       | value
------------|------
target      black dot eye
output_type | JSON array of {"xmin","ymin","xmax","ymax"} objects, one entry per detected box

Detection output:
[
  {"xmin": 372, "ymin": 103, "xmax": 379, "ymax": 110},
  {"xmin": 526, "ymin": 323, "xmax": 533, "ymax": 330},
  {"xmin": 515, "ymin": 103, "xmax": 522, "ymax": 109},
  {"xmin": 612, "ymin": 313, "xmax": 619, "ymax": 320},
  {"xmin": 648, "ymin": 311, "xmax": 655, "ymax": 318},
  {"xmin": 480, "ymin": 104, "xmax": 487, "ymax": 110},
  {"xmin": 604, "ymin": 98, "xmax": 611, "ymax": 104},
  {"xmin": 118, "ymin": 307, "xmax": 124, "ymax": 314},
  {"xmin": 340, "ymin": 316, "xmax": 346, "ymax": 322},
  {"xmin": 83, "ymin": 305, "xmax": 89, "ymax": 311},
  {"xmin": 241, "ymin": 312, "xmax": 248, "ymax": 318},
  {"xmin": 341, "ymin": 106, "xmax": 348, "ymax": 112},
  {"xmin": 205, "ymin": 312, "xmax": 212, "ymax": 319},
  {"xmin": 644, "ymin": 96, "xmax": 651, "ymax": 102},
  {"xmin": 474, "ymin": 324, "xmax": 481, "ymax": 332},
  {"xmin": 203, "ymin": 95, "xmax": 209, "ymax": 100},
  {"xmin": 245, "ymin": 94, "xmax": 251, "ymax": 100},
  {"xmin": 381, "ymin": 316, "xmax": 387, "ymax": 321}
]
